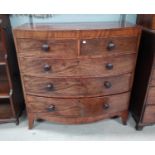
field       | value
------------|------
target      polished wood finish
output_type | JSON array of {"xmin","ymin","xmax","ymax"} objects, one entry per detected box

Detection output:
[
  {"xmin": 19, "ymin": 54, "xmax": 136, "ymax": 77},
  {"xmin": 80, "ymin": 37, "xmax": 137, "ymax": 56},
  {"xmin": 142, "ymin": 105, "xmax": 155, "ymax": 124},
  {"xmin": 17, "ymin": 39, "xmax": 77, "ymax": 58},
  {"xmin": 27, "ymin": 92, "xmax": 129, "ymax": 117},
  {"xmin": 0, "ymin": 99, "xmax": 13, "ymax": 119},
  {"xmin": 130, "ymin": 18, "xmax": 155, "ymax": 130},
  {"xmin": 137, "ymin": 14, "xmax": 155, "ymax": 30},
  {"xmin": 24, "ymin": 74, "xmax": 132, "ymax": 98},
  {"xmin": 13, "ymin": 22, "xmax": 141, "ymax": 129},
  {"xmin": 0, "ymin": 15, "xmax": 24, "ymax": 124}
]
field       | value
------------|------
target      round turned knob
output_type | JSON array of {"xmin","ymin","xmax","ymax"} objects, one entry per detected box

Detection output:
[
  {"xmin": 107, "ymin": 41, "xmax": 115, "ymax": 51},
  {"xmin": 46, "ymin": 83, "xmax": 54, "ymax": 91},
  {"xmin": 4, "ymin": 54, "xmax": 7, "ymax": 60},
  {"xmin": 105, "ymin": 63, "xmax": 113, "ymax": 70},
  {"xmin": 44, "ymin": 64, "xmax": 51, "ymax": 72},
  {"xmin": 42, "ymin": 43, "xmax": 49, "ymax": 52},
  {"xmin": 103, "ymin": 103, "xmax": 110, "ymax": 110},
  {"xmin": 47, "ymin": 104, "xmax": 55, "ymax": 112},
  {"xmin": 82, "ymin": 40, "xmax": 87, "ymax": 44},
  {"xmin": 104, "ymin": 81, "xmax": 112, "ymax": 88}
]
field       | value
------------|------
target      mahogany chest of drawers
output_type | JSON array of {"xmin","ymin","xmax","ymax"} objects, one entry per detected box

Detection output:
[
  {"xmin": 13, "ymin": 22, "xmax": 141, "ymax": 129},
  {"xmin": 130, "ymin": 15, "xmax": 155, "ymax": 130}
]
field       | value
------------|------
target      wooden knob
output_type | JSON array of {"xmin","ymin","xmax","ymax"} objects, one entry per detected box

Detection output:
[
  {"xmin": 42, "ymin": 43, "xmax": 49, "ymax": 51},
  {"xmin": 103, "ymin": 103, "xmax": 110, "ymax": 110},
  {"xmin": 47, "ymin": 105, "xmax": 55, "ymax": 112},
  {"xmin": 4, "ymin": 54, "xmax": 7, "ymax": 60},
  {"xmin": 82, "ymin": 40, "xmax": 87, "ymax": 44},
  {"xmin": 46, "ymin": 83, "xmax": 54, "ymax": 91},
  {"xmin": 44, "ymin": 64, "xmax": 51, "ymax": 72},
  {"xmin": 104, "ymin": 81, "xmax": 112, "ymax": 88},
  {"xmin": 105, "ymin": 63, "xmax": 113, "ymax": 70},
  {"xmin": 107, "ymin": 41, "xmax": 115, "ymax": 51}
]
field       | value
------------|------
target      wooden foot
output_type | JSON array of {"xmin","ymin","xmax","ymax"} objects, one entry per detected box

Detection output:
[
  {"xmin": 28, "ymin": 114, "xmax": 34, "ymax": 129},
  {"xmin": 135, "ymin": 124, "xmax": 143, "ymax": 131},
  {"xmin": 16, "ymin": 118, "xmax": 19, "ymax": 125},
  {"xmin": 120, "ymin": 111, "xmax": 128, "ymax": 125}
]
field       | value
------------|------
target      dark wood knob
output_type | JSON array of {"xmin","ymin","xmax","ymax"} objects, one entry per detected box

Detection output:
[
  {"xmin": 47, "ymin": 104, "xmax": 55, "ymax": 112},
  {"xmin": 107, "ymin": 41, "xmax": 115, "ymax": 51},
  {"xmin": 103, "ymin": 103, "xmax": 110, "ymax": 110},
  {"xmin": 46, "ymin": 83, "xmax": 54, "ymax": 91},
  {"xmin": 82, "ymin": 40, "xmax": 87, "ymax": 44},
  {"xmin": 104, "ymin": 81, "xmax": 112, "ymax": 88},
  {"xmin": 42, "ymin": 43, "xmax": 49, "ymax": 51},
  {"xmin": 105, "ymin": 63, "xmax": 113, "ymax": 70},
  {"xmin": 0, "ymin": 19, "xmax": 2, "ymax": 25},
  {"xmin": 44, "ymin": 64, "xmax": 51, "ymax": 72}
]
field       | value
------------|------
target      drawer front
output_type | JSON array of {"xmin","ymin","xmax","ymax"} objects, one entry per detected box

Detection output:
[
  {"xmin": 146, "ymin": 87, "xmax": 155, "ymax": 105},
  {"xmin": 24, "ymin": 74, "xmax": 132, "ymax": 98},
  {"xmin": 152, "ymin": 16, "xmax": 155, "ymax": 29},
  {"xmin": 17, "ymin": 39, "xmax": 78, "ymax": 58},
  {"xmin": 142, "ymin": 105, "xmax": 155, "ymax": 124},
  {"xmin": 0, "ymin": 51, "xmax": 6, "ymax": 63},
  {"xmin": 26, "ymin": 92, "xmax": 130, "ymax": 117},
  {"xmin": 80, "ymin": 37, "xmax": 137, "ymax": 56},
  {"xmin": 150, "ymin": 69, "xmax": 155, "ymax": 86},
  {"xmin": 19, "ymin": 54, "xmax": 136, "ymax": 77}
]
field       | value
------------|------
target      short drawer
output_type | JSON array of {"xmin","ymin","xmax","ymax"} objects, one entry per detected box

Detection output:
[
  {"xmin": 26, "ymin": 92, "xmax": 130, "ymax": 117},
  {"xmin": 146, "ymin": 87, "xmax": 155, "ymax": 105},
  {"xmin": 80, "ymin": 36, "xmax": 138, "ymax": 57},
  {"xmin": 24, "ymin": 74, "xmax": 132, "ymax": 98},
  {"xmin": 142, "ymin": 105, "xmax": 155, "ymax": 124},
  {"xmin": 19, "ymin": 54, "xmax": 136, "ymax": 77},
  {"xmin": 17, "ymin": 39, "xmax": 78, "ymax": 58}
]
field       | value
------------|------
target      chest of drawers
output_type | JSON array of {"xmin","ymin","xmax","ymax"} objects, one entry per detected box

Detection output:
[
  {"xmin": 130, "ymin": 28, "xmax": 155, "ymax": 130},
  {"xmin": 137, "ymin": 14, "xmax": 155, "ymax": 30},
  {"xmin": 13, "ymin": 22, "xmax": 141, "ymax": 129}
]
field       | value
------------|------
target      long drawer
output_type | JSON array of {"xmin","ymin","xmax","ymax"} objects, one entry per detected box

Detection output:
[
  {"xmin": 19, "ymin": 54, "xmax": 136, "ymax": 78},
  {"xmin": 24, "ymin": 74, "xmax": 132, "ymax": 98},
  {"xmin": 26, "ymin": 92, "xmax": 130, "ymax": 117}
]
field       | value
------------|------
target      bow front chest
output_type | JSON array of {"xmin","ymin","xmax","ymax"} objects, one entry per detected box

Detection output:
[{"xmin": 13, "ymin": 22, "xmax": 141, "ymax": 129}]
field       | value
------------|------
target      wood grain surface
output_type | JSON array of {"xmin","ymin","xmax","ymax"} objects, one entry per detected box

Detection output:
[{"xmin": 13, "ymin": 22, "xmax": 141, "ymax": 128}]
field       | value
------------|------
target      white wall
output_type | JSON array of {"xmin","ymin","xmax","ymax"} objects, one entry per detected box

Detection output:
[{"xmin": 10, "ymin": 14, "xmax": 137, "ymax": 28}]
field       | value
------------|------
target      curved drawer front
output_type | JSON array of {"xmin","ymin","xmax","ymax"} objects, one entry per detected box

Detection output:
[
  {"xmin": 80, "ymin": 37, "xmax": 137, "ymax": 57},
  {"xmin": 24, "ymin": 74, "xmax": 131, "ymax": 98},
  {"xmin": 26, "ymin": 92, "xmax": 130, "ymax": 117},
  {"xmin": 146, "ymin": 87, "xmax": 155, "ymax": 105},
  {"xmin": 142, "ymin": 105, "xmax": 155, "ymax": 124},
  {"xmin": 17, "ymin": 39, "xmax": 78, "ymax": 58},
  {"xmin": 19, "ymin": 54, "xmax": 136, "ymax": 77}
]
